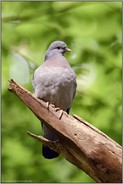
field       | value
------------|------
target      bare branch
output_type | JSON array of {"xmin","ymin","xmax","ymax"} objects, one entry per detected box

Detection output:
[{"xmin": 8, "ymin": 79, "xmax": 122, "ymax": 183}]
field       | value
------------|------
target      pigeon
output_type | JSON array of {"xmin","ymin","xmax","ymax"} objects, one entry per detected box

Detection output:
[{"xmin": 32, "ymin": 41, "xmax": 77, "ymax": 159}]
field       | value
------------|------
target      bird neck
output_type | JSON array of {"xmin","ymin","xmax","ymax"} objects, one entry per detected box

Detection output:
[{"xmin": 44, "ymin": 50, "xmax": 64, "ymax": 61}]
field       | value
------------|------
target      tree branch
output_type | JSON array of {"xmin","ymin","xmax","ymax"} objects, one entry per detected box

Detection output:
[{"xmin": 8, "ymin": 79, "xmax": 122, "ymax": 183}]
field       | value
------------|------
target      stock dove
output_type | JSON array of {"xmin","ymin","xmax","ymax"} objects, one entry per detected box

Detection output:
[{"xmin": 33, "ymin": 41, "xmax": 76, "ymax": 159}]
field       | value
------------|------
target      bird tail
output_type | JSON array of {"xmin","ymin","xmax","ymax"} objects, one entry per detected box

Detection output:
[
  {"xmin": 42, "ymin": 122, "xmax": 59, "ymax": 159},
  {"xmin": 42, "ymin": 145, "xmax": 59, "ymax": 159}
]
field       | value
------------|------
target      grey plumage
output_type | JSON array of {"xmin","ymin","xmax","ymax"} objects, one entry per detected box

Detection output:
[{"xmin": 32, "ymin": 41, "xmax": 77, "ymax": 159}]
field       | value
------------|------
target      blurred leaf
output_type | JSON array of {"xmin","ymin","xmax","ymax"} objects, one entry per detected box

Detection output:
[{"xmin": 2, "ymin": 1, "xmax": 121, "ymax": 183}]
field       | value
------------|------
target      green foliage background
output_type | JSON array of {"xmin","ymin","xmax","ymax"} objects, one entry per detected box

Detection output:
[{"xmin": 2, "ymin": 2, "xmax": 122, "ymax": 183}]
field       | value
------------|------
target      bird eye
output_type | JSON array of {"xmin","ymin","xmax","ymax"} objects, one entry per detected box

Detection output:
[{"xmin": 57, "ymin": 47, "xmax": 60, "ymax": 49}]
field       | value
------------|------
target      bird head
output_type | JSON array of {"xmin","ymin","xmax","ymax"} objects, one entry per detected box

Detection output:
[{"xmin": 47, "ymin": 41, "xmax": 71, "ymax": 55}]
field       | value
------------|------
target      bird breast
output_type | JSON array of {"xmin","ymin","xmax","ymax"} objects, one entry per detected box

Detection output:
[{"xmin": 33, "ymin": 66, "xmax": 76, "ymax": 111}]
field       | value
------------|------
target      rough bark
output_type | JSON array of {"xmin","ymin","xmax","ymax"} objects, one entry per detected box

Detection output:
[{"xmin": 8, "ymin": 79, "xmax": 122, "ymax": 183}]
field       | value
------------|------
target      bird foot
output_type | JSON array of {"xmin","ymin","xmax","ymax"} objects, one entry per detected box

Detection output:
[
  {"xmin": 55, "ymin": 107, "xmax": 64, "ymax": 119},
  {"xmin": 58, "ymin": 109, "xmax": 63, "ymax": 119},
  {"xmin": 46, "ymin": 103, "xmax": 63, "ymax": 119},
  {"xmin": 63, "ymin": 111, "xmax": 69, "ymax": 117},
  {"xmin": 54, "ymin": 107, "xmax": 60, "ymax": 111},
  {"xmin": 51, "ymin": 104, "xmax": 55, "ymax": 108},
  {"xmin": 46, "ymin": 101, "xmax": 50, "ymax": 110}
]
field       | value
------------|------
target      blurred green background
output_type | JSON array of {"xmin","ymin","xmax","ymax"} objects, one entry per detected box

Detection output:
[{"xmin": 2, "ymin": 2, "xmax": 122, "ymax": 183}]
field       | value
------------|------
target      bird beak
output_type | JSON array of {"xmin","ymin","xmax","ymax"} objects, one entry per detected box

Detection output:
[{"xmin": 65, "ymin": 47, "xmax": 72, "ymax": 52}]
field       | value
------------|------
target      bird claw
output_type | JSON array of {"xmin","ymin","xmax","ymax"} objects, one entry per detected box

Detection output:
[
  {"xmin": 51, "ymin": 104, "xmax": 55, "ymax": 108},
  {"xmin": 54, "ymin": 107, "xmax": 61, "ymax": 111},
  {"xmin": 46, "ymin": 103, "xmax": 63, "ymax": 119},
  {"xmin": 58, "ymin": 110, "xmax": 63, "ymax": 119},
  {"xmin": 46, "ymin": 101, "xmax": 50, "ymax": 110},
  {"xmin": 54, "ymin": 107, "xmax": 63, "ymax": 119},
  {"xmin": 63, "ymin": 111, "xmax": 69, "ymax": 117}
]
